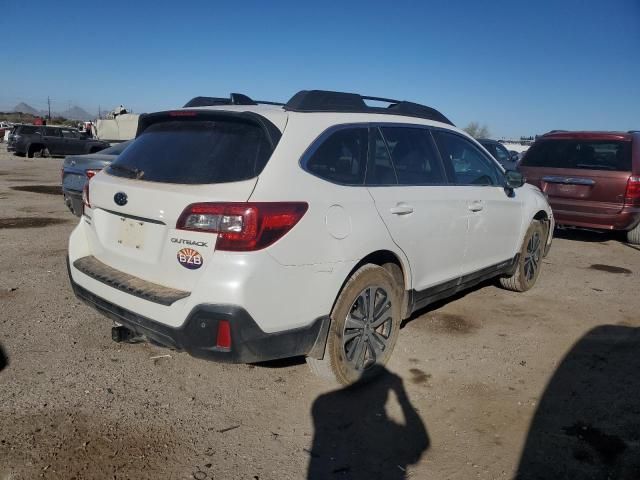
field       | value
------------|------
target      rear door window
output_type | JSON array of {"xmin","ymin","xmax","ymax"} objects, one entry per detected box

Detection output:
[
  {"xmin": 62, "ymin": 129, "xmax": 80, "ymax": 138},
  {"xmin": 380, "ymin": 127, "xmax": 446, "ymax": 185},
  {"xmin": 366, "ymin": 128, "xmax": 397, "ymax": 185},
  {"xmin": 305, "ymin": 127, "xmax": 368, "ymax": 185},
  {"xmin": 44, "ymin": 127, "xmax": 61, "ymax": 137},
  {"xmin": 108, "ymin": 120, "xmax": 273, "ymax": 184},
  {"xmin": 521, "ymin": 140, "xmax": 632, "ymax": 171}
]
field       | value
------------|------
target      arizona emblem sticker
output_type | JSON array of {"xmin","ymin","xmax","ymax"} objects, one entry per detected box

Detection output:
[{"xmin": 177, "ymin": 248, "xmax": 203, "ymax": 270}]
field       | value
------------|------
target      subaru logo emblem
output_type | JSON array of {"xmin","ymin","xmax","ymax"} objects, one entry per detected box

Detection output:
[{"xmin": 114, "ymin": 192, "xmax": 128, "ymax": 206}]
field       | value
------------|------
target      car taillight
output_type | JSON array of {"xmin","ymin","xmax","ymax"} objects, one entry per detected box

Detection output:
[
  {"xmin": 85, "ymin": 169, "xmax": 101, "ymax": 179},
  {"xmin": 176, "ymin": 202, "xmax": 308, "ymax": 251},
  {"xmin": 624, "ymin": 176, "xmax": 640, "ymax": 206}
]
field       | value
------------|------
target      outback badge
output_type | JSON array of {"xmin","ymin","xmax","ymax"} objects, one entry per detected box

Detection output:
[{"xmin": 114, "ymin": 192, "xmax": 128, "ymax": 206}]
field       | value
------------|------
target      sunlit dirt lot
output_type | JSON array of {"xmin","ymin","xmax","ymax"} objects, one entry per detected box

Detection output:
[{"xmin": 1, "ymin": 145, "xmax": 639, "ymax": 479}]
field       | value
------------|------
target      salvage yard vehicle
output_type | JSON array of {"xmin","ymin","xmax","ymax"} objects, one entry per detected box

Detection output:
[
  {"xmin": 62, "ymin": 140, "xmax": 132, "ymax": 216},
  {"xmin": 67, "ymin": 90, "xmax": 553, "ymax": 384},
  {"xmin": 8, "ymin": 124, "xmax": 110, "ymax": 158},
  {"xmin": 478, "ymin": 138, "xmax": 519, "ymax": 170},
  {"xmin": 519, "ymin": 131, "xmax": 640, "ymax": 244}
]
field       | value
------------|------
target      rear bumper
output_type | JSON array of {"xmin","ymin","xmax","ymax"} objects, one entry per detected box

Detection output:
[
  {"xmin": 552, "ymin": 207, "xmax": 640, "ymax": 231},
  {"xmin": 67, "ymin": 257, "xmax": 329, "ymax": 363}
]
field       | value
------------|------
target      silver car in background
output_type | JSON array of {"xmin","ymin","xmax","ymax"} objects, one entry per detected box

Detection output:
[{"xmin": 62, "ymin": 140, "xmax": 132, "ymax": 216}]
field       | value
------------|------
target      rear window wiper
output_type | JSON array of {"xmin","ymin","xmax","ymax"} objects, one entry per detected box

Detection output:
[{"xmin": 109, "ymin": 164, "xmax": 145, "ymax": 179}]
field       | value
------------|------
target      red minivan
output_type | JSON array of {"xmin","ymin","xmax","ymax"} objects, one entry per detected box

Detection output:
[{"xmin": 519, "ymin": 131, "xmax": 640, "ymax": 244}]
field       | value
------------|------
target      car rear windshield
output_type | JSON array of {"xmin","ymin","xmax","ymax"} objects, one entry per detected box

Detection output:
[
  {"xmin": 107, "ymin": 120, "xmax": 272, "ymax": 184},
  {"xmin": 521, "ymin": 139, "xmax": 632, "ymax": 171}
]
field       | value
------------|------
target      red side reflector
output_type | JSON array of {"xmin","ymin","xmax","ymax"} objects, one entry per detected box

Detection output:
[{"xmin": 216, "ymin": 320, "xmax": 231, "ymax": 349}]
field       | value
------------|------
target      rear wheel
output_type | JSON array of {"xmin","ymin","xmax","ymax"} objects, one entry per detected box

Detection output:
[
  {"xmin": 499, "ymin": 220, "xmax": 545, "ymax": 292},
  {"xmin": 34, "ymin": 147, "xmax": 49, "ymax": 158},
  {"xmin": 627, "ymin": 223, "xmax": 640, "ymax": 245},
  {"xmin": 306, "ymin": 265, "xmax": 401, "ymax": 385}
]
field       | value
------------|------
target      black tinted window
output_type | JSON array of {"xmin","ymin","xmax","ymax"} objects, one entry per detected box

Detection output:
[
  {"xmin": 108, "ymin": 120, "xmax": 272, "ymax": 184},
  {"xmin": 381, "ymin": 127, "xmax": 446, "ymax": 185},
  {"xmin": 366, "ymin": 128, "xmax": 397, "ymax": 185},
  {"xmin": 306, "ymin": 128, "xmax": 367, "ymax": 185},
  {"xmin": 18, "ymin": 126, "xmax": 38, "ymax": 135},
  {"xmin": 44, "ymin": 127, "xmax": 61, "ymax": 137},
  {"xmin": 62, "ymin": 129, "xmax": 79, "ymax": 139},
  {"xmin": 521, "ymin": 140, "xmax": 632, "ymax": 171},
  {"xmin": 433, "ymin": 131, "xmax": 501, "ymax": 185}
]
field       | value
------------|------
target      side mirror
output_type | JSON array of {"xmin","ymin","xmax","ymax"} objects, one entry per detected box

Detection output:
[
  {"xmin": 509, "ymin": 151, "xmax": 520, "ymax": 162},
  {"xmin": 505, "ymin": 170, "xmax": 525, "ymax": 189}
]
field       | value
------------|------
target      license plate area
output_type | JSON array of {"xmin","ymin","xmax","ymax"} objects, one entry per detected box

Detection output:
[{"xmin": 117, "ymin": 217, "xmax": 145, "ymax": 250}]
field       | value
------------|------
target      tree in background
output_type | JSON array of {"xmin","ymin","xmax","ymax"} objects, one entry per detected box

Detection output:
[{"xmin": 464, "ymin": 122, "xmax": 491, "ymax": 138}]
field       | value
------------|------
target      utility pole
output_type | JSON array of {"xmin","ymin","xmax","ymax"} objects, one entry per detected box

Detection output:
[{"xmin": 47, "ymin": 96, "xmax": 51, "ymax": 120}]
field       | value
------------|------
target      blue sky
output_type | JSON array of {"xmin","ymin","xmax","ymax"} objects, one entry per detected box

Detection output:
[{"xmin": 1, "ymin": 0, "xmax": 638, "ymax": 137}]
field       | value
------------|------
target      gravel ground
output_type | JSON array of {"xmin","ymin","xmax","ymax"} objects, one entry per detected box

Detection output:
[{"xmin": 0, "ymin": 145, "xmax": 639, "ymax": 479}]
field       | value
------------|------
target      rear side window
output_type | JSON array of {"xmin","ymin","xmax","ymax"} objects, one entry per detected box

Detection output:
[
  {"xmin": 521, "ymin": 140, "xmax": 632, "ymax": 171},
  {"xmin": 18, "ymin": 126, "xmax": 38, "ymax": 135},
  {"xmin": 305, "ymin": 127, "xmax": 368, "ymax": 185},
  {"xmin": 108, "ymin": 120, "xmax": 272, "ymax": 184},
  {"xmin": 380, "ymin": 127, "xmax": 446, "ymax": 185}
]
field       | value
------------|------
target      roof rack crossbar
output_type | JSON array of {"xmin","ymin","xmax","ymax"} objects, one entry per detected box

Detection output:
[
  {"xmin": 360, "ymin": 95, "xmax": 401, "ymax": 104},
  {"xmin": 183, "ymin": 93, "xmax": 283, "ymax": 108},
  {"xmin": 283, "ymin": 90, "xmax": 454, "ymax": 126}
]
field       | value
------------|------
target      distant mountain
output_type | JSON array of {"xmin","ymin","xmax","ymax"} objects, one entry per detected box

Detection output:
[
  {"xmin": 13, "ymin": 102, "xmax": 40, "ymax": 115},
  {"xmin": 11, "ymin": 102, "xmax": 94, "ymax": 121},
  {"xmin": 60, "ymin": 106, "xmax": 93, "ymax": 121}
]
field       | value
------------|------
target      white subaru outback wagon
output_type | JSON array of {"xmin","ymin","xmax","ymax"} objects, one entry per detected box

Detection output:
[{"xmin": 67, "ymin": 90, "xmax": 553, "ymax": 384}]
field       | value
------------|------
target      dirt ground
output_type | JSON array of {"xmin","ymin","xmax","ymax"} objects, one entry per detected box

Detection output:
[{"xmin": 0, "ymin": 145, "xmax": 639, "ymax": 480}]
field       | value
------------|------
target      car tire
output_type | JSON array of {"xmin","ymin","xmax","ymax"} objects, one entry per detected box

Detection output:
[
  {"xmin": 34, "ymin": 147, "xmax": 49, "ymax": 158},
  {"xmin": 306, "ymin": 264, "xmax": 401, "ymax": 385},
  {"xmin": 499, "ymin": 220, "xmax": 545, "ymax": 292},
  {"xmin": 627, "ymin": 223, "xmax": 640, "ymax": 245}
]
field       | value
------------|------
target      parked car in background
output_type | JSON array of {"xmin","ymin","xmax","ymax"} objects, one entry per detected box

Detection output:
[
  {"xmin": 478, "ymin": 138, "xmax": 520, "ymax": 170},
  {"xmin": 7, "ymin": 125, "xmax": 110, "ymax": 158},
  {"xmin": 62, "ymin": 140, "xmax": 132, "ymax": 216},
  {"xmin": 0, "ymin": 122, "xmax": 12, "ymax": 143},
  {"xmin": 519, "ymin": 131, "xmax": 640, "ymax": 244},
  {"xmin": 67, "ymin": 90, "xmax": 553, "ymax": 385}
]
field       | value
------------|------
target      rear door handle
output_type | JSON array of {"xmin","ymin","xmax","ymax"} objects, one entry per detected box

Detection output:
[
  {"xmin": 390, "ymin": 204, "xmax": 414, "ymax": 215},
  {"xmin": 467, "ymin": 200, "xmax": 484, "ymax": 212}
]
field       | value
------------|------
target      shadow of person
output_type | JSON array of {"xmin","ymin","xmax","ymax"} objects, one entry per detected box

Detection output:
[
  {"xmin": 0, "ymin": 343, "xmax": 7, "ymax": 372},
  {"xmin": 515, "ymin": 325, "xmax": 640, "ymax": 480},
  {"xmin": 308, "ymin": 367, "xmax": 429, "ymax": 479}
]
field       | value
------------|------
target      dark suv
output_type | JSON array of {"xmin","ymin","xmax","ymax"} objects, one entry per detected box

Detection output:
[
  {"xmin": 519, "ymin": 131, "xmax": 640, "ymax": 244},
  {"xmin": 7, "ymin": 125, "xmax": 109, "ymax": 158}
]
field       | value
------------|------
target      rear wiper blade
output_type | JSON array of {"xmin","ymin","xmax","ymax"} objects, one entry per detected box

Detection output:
[{"xmin": 110, "ymin": 164, "xmax": 145, "ymax": 179}]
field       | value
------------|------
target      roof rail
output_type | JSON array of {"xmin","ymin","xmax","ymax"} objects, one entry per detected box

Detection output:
[
  {"xmin": 183, "ymin": 93, "xmax": 284, "ymax": 108},
  {"xmin": 283, "ymin": 90, "xmax": 454, "ymax": 126}
]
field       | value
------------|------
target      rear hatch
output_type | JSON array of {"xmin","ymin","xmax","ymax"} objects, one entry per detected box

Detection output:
[
  {"xmin": 519, "ymin": 137, "xmax": 632, "ymax": 216},
  {"xmin": 83, "ymin": 111, "xmax": 278, "ymax": 291}
]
